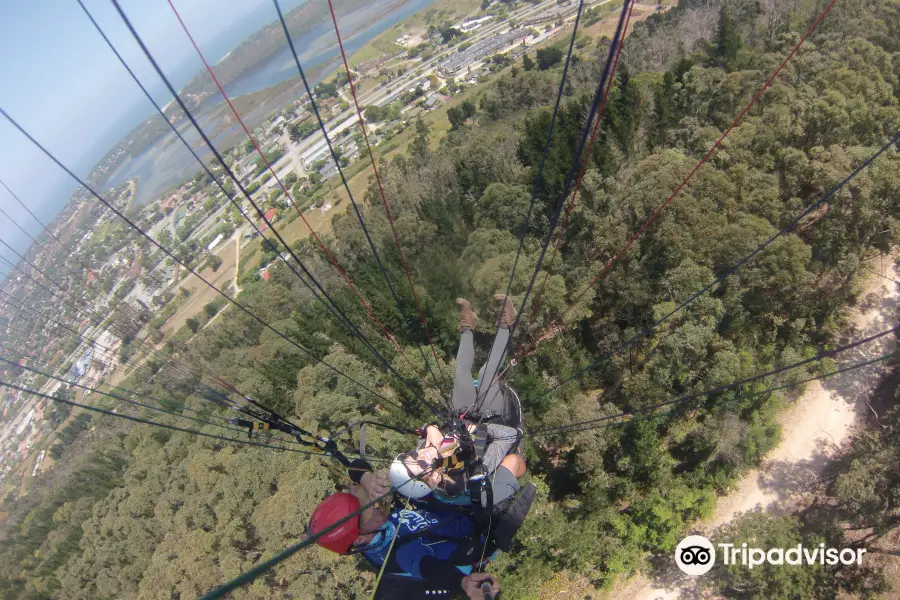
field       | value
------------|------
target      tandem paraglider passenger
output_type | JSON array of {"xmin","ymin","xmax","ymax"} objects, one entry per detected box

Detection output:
[{"xmin": 389, "ymin": 294, "xmax": 527, "ymax": 507}]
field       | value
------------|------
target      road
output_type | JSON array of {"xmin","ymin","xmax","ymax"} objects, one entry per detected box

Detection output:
[
  {"xmin": 625, "ymin": 256, "xmax": 900, "ymax": 600},
  {"xmin": 0, "ymin": 0, "xmax": 573, "ymax": 452},
  {"xmin": 232, "ymin": 231, "xmax": 242, "ymax": 294},
  {"xmin": 269, "ymin": 0, "xmax": 567, "ymax": 174}
]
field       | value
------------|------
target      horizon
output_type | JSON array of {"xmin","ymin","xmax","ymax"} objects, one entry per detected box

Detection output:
[{"xmin": 0, "ymin": 0, "xmax": 311, "ymax": 268}]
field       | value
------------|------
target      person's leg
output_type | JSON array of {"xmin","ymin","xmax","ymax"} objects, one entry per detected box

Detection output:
[
  {"xmin": 486, "ymin": 465, "xmax": 520, "ymax": 508},
  {"xmin": 451, "ymin": 299, "xmax": 479, "ymax": 412},
  {"xmin": 479, "ymin": 424, "xmax": 518, "ymax": 473},
  {"xmin": 500, "ymin": 453, "xmax": 526, "ymax": 479},
  {"xmin": 475, "ymin": 326, "xmax": 510, "ymax": 411},
  {"xmin": 452, "ymin": 329, "xmax": 477, "ymax": 412}
]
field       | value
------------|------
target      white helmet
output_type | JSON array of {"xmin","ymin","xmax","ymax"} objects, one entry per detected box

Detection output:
[{"xmin": 389, "ymin": 454, "xmax": 432, "ymax": 499}]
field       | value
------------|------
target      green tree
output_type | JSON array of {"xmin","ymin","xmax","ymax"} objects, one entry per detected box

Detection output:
[
  {"xmin": 649, "ymin": 70, "xmax": 678, "ymax": 149},
  {"xmin": 474, "ymin": 183, "xmax": 535, "ymax": 235},
  {"xmin": 364, "ymin": 104, "xmax": 384, "ymax": 122},
  {"xmin": 711, "ymin": 6, "xmax": 742, "ymax": 70},
  {"xmin": 185, "ymin": 317, "xmax": 200, "ymax": 334},
  {"xmin": 205, "ymin": 254, "xmax": 223, "ymax": 272},
  {"xmin": 409, "ymin": 119, "xmax": 431, "ymax": 162},
  {"xmin": 706, "ymin": 511, "xmax": 829, "ymax": 599},
  {"xmin": 314, "ymin": 80, "xmax": 338, "ymax": 98},
  {"xmin": 440, "ymin": 26, "xmax": 462, "ymax": 43},
  {"xmin": 157, "ymin": 227, "xmax": 173, "ymax": 248},
  {"xmin": 606, "ymin": 65, "xmax": 641, "ymax": 156},
  {"xmin": 522, "ymin": 53, "xmax": 535, "ymax": 71},
  {"xmin": 447, "ymin": 99, "xmax": 477, "ymax": 130},
  {"xmin": 289, "ymin": 120, "xmax": 317, "ymax": 142},
  {"xmin": 535, "ymin": 46, "xmax": 563, "ymax": 70}
]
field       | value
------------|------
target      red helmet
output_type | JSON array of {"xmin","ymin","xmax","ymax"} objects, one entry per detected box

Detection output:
[{"xmin": 308, "ymin": 493, "xmax": 361, "ymax": 554}]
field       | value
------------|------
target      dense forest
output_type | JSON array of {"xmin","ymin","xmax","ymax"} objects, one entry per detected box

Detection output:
[{"xmin": 2, "ymin": 0, "xmax": 900, "ymax": 598}]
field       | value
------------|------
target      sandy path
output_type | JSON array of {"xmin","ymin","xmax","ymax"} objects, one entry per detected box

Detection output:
[{"xmin": 628, "ymin": 257, "xmax": 900, "ymax": 600}]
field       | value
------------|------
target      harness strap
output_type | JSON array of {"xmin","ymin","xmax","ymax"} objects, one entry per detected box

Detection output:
[
  {"xmin": 467, "ymin": 469, "xmax": 494, "ymax": 528},
  {"xmin": 472, "ymin": 423, "xmax": 489, "ymax": 459}
]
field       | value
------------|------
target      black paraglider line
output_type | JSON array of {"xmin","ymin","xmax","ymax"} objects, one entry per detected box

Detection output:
[
  {"xmin": 196, "ymin": 464, "xmax": 440, "ymax": 600},
  {"xmin": 0, "ymin": 104, "xmax": 412, "ymax": 425},
  {"xmin": 0, "ymin": 188, "xmax": 205, "ymax": 395},
  {"xmin": 507, "ymin": 0, "xmax": 839, "ymax": 384},
  {"xmin": 157, "ymin": 0, "xmax": 453, "ymax": 414},
  {"xmin": 493, "ymin": 326, "xmax": 900, "ymax": 439},
  {"xmin": 475, "ymin": 0, "xmax": 632, "ymax": 415},
  {"xmin": 0, "ymin": 355, "xmax": 249, "ymax": 435},
  {"xmin": 0, "ymin": 1, "xmax": 894, "ymax": 598},
  {"xmin": 0, "ymin": 256, "xmax": 241, "ymax": 412},
  {"xmin": 0, "ymin": 300, "xmax": 238, "ymax": 418},
  {"xmin": 538, "ymin": 349, "xmax": 899, "ymax": 438},
  {"xmin": 323, "ymin": 0, "xmax": 452, "ymax": 404},
  {"xmin": 0, "ymin": 378, "xmax": 396, "ymax": 465},
  {"xmin": 95, "ymin": 0, "xmax": 449, "ymax": 424},
  {"xmin": 543, "ymin": 130, "xmax": 900, "ymax": 397},
  {"xmin": 0, "ymin": 337, "xmax": 241, "ymax": 425}
]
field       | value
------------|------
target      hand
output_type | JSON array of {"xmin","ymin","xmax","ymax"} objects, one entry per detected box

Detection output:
[
  {"xmin": 461, "ymin": 572, "xmax": 499, "ymax": 600},
  {"xmin": 424, "ymin": 424, "xmax": 444, "ymax": 448},
  {"xmin": 360, "ymin": 470, "xmax": 390, "ymax": 498}
]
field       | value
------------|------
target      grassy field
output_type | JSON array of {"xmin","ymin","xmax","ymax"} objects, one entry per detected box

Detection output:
[
  {"xmin": 236, "ymin": 188, "xmax": 359, "ymax": 279},
  {"xmin": 582, "ymin": 2, "xmax": 666, "ymax": 38},
  {"xmin": 404, "ymin": 0, "xmax": 483, "ymax": 29},
  {"xmin": 162, "ymin": 240, "xmax": 238, "ymax": 334}
]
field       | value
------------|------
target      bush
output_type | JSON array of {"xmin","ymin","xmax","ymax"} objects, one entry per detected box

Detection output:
[{"xmin": 185, "ymin": 317, "xmax": 200, "ymax": 334}]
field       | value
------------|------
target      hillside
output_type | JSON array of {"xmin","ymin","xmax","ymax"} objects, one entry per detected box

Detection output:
[{"xmin": 178, "ymin": 0, "xmax": 371, "ymax": 101}]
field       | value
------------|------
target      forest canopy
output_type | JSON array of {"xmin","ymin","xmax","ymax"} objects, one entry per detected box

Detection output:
[{"xmin": 2, "ymin": 0, "xmax": 900, "ymax": 599}]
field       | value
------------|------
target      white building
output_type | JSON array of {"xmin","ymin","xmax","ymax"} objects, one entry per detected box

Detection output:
[
  {"xmin": 458, "ymin": 16, "xmax": 493, "ymax": 33},
  {"xmin": 207, "ymin": 233, "xmax": 225, "ymax": 251}
]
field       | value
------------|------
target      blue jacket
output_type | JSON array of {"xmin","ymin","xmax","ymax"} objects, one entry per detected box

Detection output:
[{"xmin": 361, "ymin": 507, "xmax": 476, "ymax": 578}]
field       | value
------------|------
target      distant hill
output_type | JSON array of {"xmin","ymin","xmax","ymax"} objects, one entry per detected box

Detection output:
[
  {"xmin": 178, "ymin": 0, "xmax": 370, "ymax": 103},
  {"xmin": 84, "ymin": 0, "xmax": 370, "ymax": 193}
]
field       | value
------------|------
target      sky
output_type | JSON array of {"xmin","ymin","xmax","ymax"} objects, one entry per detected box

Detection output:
[{"xmin": 0, "ymin": 0, "xmax": 306, "ymax": 260}]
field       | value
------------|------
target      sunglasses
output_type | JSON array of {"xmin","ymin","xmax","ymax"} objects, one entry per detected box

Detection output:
[{"xmin": 402, "ymin": 451, "xmax": 441, "ymax": 478}]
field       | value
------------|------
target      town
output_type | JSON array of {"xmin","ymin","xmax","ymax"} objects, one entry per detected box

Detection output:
[{"xmin": 0, "ymin": 0, "xmax": 637, "ymax": 499}]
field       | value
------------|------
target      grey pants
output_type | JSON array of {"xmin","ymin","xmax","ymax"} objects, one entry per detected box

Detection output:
[{"xmin": 452, "ymin": 327, "xmax": 510, "ymax": 415}]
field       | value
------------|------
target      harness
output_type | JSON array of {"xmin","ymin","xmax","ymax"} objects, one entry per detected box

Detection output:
[{"xmin": 431, "ymin": 420, "xmax": 495, "ymax": 523}]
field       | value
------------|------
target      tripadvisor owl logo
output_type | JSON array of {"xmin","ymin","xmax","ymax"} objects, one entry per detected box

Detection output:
[
  {"xmin": 675, "ymin": 535, "xmax": 716, "ymax": 575},
  {"xmin": 675, "ymin": 534, "xmax": 868, "ymax": 576}
]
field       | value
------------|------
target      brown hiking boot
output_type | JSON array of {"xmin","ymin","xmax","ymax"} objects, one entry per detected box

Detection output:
[
  {"xmin": 456, "ymin": 298, "xmax": 477, "ymax": 331},
  {"xmin": 494, "ymin": 294, "xmax": 517, "ymax": 328}
]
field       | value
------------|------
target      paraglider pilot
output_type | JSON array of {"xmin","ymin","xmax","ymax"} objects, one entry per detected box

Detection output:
[
  {"xmin": 308, "ymin": 463, "xmax": 500, "ymax": 600},
  {"xmin": 389, "ymin": 294, "xmax": 526, "ymax": 506}
]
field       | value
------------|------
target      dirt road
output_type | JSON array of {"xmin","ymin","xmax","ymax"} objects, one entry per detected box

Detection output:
[
  {"xmin": 627, "ymin": 258, "xmax": 900, "ymax": 600},
  {"xmin": 232, "ymin": 232, "xmax": 242, "ymax": 294}
]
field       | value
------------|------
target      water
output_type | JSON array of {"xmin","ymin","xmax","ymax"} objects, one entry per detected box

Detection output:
[
  {"xmin": 226, "ymin": 0, "xmax": 433, "ymax": 97},
  {"xmin": 106, "ymin": 0, "xmax": 433, "ymax": 207}
]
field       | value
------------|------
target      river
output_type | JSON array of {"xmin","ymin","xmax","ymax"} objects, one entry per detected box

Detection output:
[{"xmin": 107, "ymin": 0, "xmax": 433, "ymax": 207}]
